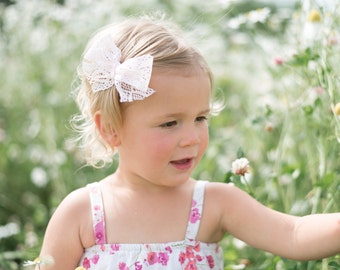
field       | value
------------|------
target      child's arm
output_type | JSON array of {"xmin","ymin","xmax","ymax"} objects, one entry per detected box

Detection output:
[
  {"xmin": 37, "ymin": 188, "xmax": 91, "ymax": 270},
  {"xmin": 209, "ymin": 182, "xmax": 340, "ymax": 260}
]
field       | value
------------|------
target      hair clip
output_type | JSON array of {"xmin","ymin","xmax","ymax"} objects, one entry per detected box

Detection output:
[{"xmin": 82, "ymin": 35, "xmax": 155, "ymax": 102}]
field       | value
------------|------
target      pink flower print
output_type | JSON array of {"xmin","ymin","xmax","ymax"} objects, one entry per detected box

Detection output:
[
  {"xmin": 95, "ymin": 231, "xmax": 104, "ymax": 243},
  {"xmin": 82, "ymin": 257, "xmax": 91, "ymax": 269},
  {"xmin": 91, "ymin": 254, "xmax": 99, "ymax": 264},
  {"xmin": 193, "ymin": 241, "xmax": 201, "ymax": 252},
  {"xmin": 110, "ymin": 244, "xmax": 120, "ymax": 254},
  {"xmin": 179, "ymin": 252, "xmax": 186, "ymax": 264},
  {"xmin": 195, "ymin": 254, "xmax": 203, "ymax": 262},
  {"xmin": 185, "ymin": 247, "xmax": 195, "ymax": 259},
  {"xmin": 158, "ymin": 252, "xmax": 169, "ymax": 266},
  {"xmin": 190, "ymin": 208, "xmax": 200, "ymax": 223},
  {"xmin": 147, "ymin": 252, "xmax": 158, "ymax": 265},
  {"xmin": 206, "ymin": 255, "xmax": 215, "ymax": 269},
  {"xmin": 119, "ymin": 262, "xmax": 129, "ymax": 270},
  {"xmin": 134, "ymin": 262, "xmax": 142, "ymax": 270},
  {"xmin": 165, "ymin": 245, "xmax": 172, "ymax": 254},
  {"xmin": 185, "ymin": 261, "xmax": 198, "ymax": 270},
  {"xmin": 94, "ymin": 221, "xmax": 105, "ymax": 244},
  {"xmin": 94, "ymin": 204, "xmax": 101, "ymax": 211}
]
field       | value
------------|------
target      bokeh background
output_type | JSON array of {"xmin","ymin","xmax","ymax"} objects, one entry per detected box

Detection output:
[{"xmin": 1, "ymin": 0, "xmax": 340, "ymax": 269}]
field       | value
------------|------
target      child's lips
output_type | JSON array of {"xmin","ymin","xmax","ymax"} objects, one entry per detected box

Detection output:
[{"xmin": 170, "ymin": 158, "xmax": 194, "ymax": 170}]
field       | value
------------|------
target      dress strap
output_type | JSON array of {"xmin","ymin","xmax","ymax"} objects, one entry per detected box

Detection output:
[
  {"xmin": 184, "ymin": 180, "xmax": 207, "ymax": 244},
  {"xmin": 86, "ymin": 182, "xmax": 107, "ymax": 245}
]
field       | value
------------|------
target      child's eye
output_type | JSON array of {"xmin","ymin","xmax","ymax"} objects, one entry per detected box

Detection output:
[
  {"xmin": 160, "ymin": 120, "xmax": 178, "ymax": 128},
  {"xmin": 196, "ymin": 116, "xmax": 208, "ymax": 122}
]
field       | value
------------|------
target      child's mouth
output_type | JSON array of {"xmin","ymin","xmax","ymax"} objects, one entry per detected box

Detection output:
[{"xmin": 170, "ymin": 158, "xmax": 193, "ymax": 170}]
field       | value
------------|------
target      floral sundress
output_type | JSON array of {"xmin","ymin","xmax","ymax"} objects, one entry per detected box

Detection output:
[{"xmin": 78, "ymin": 181, "xmax": 223, "ymax": 269}]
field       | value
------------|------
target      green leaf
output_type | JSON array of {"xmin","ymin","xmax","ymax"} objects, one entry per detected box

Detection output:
[
  {"xmin": 236, "ymin": 148, "xmax": 245, "ymax": 159},
  {"xmin": 328, "ymin": 261, "xmax": 340, "ymax": 269},
  {"xmin": 316, "ymin": 172, "xmax": 335, "ymax": 189},
  {"xmin": 224, "ymin": 171, "xmax": 233, "ymax": 183},
  {"xmin": 289, "ymin": 47, "xmax": 320, "ymax": 67},
  {"xmin": 302, "ymin": 105, "xmax": 314, "ymax": 115}
]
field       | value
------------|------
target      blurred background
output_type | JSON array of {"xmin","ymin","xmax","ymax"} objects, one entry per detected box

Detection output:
[{"xmin": 1, "ymin": 0, "xmax": 340, "ymax": 269}]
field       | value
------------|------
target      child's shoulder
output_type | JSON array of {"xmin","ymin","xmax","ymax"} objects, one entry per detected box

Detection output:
[
  {"xmin": 50, "ymin": 185, "xmax": 91, "ymax": 223},
  {"xmin": 59, "ymin": 185, "xmax": 90, "ymax": 209},
  {"xmin": 204, "ymin": 181, "xmax": 239, "ymax": 197},
  {"xmin": 204, "ymin": 181, "xmax": 251, "ymax": 213},
  {"xmin": 48, "ymin": 184, "xmax": 95, "ymax": 246}
]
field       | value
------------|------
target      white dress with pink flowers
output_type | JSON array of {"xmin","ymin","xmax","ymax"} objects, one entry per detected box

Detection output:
[{"xmin": 78, "ymin": 180, "xmax": 223, "ymax": 269}]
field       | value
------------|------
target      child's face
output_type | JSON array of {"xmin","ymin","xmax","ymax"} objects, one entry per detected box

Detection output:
[{"xmin": 117, "ymin": 68, "xmax": 211, "ymax": 188}]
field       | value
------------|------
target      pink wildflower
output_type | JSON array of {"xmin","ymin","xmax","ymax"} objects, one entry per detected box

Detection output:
[{"xmin": 274, "ymin": 57, "xmax": 284, "ymax": 65}]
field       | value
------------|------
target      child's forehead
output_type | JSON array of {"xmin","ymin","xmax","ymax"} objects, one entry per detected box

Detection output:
[
  {"xmin": 149, "ymin": 71, "xmax": 211, "ymax": 103},
  {"xmin": 151, "ymin": 66, "xmax": 212, "ymax": 89},
  {"xmin": 119, "ymin": 68, "xmax": 211, "ymax": 124},
  {"xmin": 153, "ymin": 65, "xmax": 209, "ymax": 77}
]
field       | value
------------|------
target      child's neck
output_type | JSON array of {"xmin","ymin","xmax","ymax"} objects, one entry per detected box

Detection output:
[{"xmin": 106, "ymin": 169, "xmax": 193, "ymax": 194}]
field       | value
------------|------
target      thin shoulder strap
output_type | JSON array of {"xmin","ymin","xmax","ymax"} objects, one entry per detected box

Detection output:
[
  {"xmin": 184, "ymin": 180, "xmax": 207, "ymax": 244},
  {"xmin": 86, "ymin": 182, "xmax": 107, "ymax": 245}
]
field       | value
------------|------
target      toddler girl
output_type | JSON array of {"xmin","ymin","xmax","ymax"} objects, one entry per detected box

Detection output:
[{"xmin": 37, "ymin": 16, "xmax": 340, "ymax": 270}]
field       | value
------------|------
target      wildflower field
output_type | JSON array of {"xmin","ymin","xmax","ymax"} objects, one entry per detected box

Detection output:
[{"xmin": 1, "ymin": 0, "xmax": 340, "ymax": 269}]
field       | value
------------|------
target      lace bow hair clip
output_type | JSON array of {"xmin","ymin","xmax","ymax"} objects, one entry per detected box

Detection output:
[{"xmin": 82, "ymin": 34, "xmax": 155, "ymax": 102}]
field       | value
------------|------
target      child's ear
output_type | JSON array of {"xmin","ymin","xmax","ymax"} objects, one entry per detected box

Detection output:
[{"xmin": 94, "ymin": 111, "xmax": 120, "ymax": 147}]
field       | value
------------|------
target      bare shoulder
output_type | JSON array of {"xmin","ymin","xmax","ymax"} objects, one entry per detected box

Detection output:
[
  {"xmin": 53, "ymin": 185, "xmax": 94, "ymax": 245},
  {"xmin": 44, "ymin": 186, "xmax": 93, "ymax": 244},
  {"xmin": 204, "ymin": 181, "xmax": 264, "ymax": 215},
  {"xmin": 58, "ymin": 186, "xmax": 90, "ymax": 212},
  {"xmin": 38, "ymin": 185, "xmax": 93, "ymax": 269},
  {"xmin": 50, "ymin": 186, "xmax": 91, "ymax": 224},
  {"xmin": 204, "ymin": 181, "xmax": 245, "ymax": 202}
]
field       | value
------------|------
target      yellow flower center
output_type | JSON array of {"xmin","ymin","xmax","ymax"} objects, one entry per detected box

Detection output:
[
  {"xmin": 334, "ymin": 102, "xmax": 340, "ymax": 115},
  {"xmin": 33, "ymin": 258, "xmax": 41, "ymax": 263},
  {"xmin": 308, "ymin": 10, "xmax": 321, "ymax": 22}
]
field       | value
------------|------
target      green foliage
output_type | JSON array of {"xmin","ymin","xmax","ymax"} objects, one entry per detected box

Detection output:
[{"xmin": 0, "ymin": 0, "xmax": 339, "ymax": 269}]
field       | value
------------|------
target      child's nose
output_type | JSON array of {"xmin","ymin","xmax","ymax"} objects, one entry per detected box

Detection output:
[{"xmin": 179, "ymin": 126, "xmax": 200, "ymax": 147}]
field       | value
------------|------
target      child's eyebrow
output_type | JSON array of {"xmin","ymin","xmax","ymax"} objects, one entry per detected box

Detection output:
[
  {"xmin": 160, "ymin": 108, "xmax": 211, "ymax": 118},
  {"xmin": 201, "ymin": 108, "xmax": 211, "ymax": 115},
  {"xmin": 196, "ymin": 108, "xmax": 212, "ymax": 116}
]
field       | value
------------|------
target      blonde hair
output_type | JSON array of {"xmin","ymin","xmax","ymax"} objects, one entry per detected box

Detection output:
[{"xmin": 71, "ymin": 16, "xmax": 213, "ymax": 167}]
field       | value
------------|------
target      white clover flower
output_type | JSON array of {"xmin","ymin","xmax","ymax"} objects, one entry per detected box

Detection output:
[
  {"xmin": 30, "ymin": 167, "xmax": 48, "ymax": 187},
  {"xmin": 231, "ymin": 158, "xmax": 250, "ymax": 176},
  {"xmin": 247, "ymin": 7, "xmax": 271, "ymax": 24},
  {"xmin": 0, "ymin": 222, "xmax": 19, "ymax": 239},
  {"xmin": 23, "ymin": 258, "xmax": 41, "ymax": 267},
  {"xmin": 23, "ymin": 256, "xmax": 54, "ymax": 268}
]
